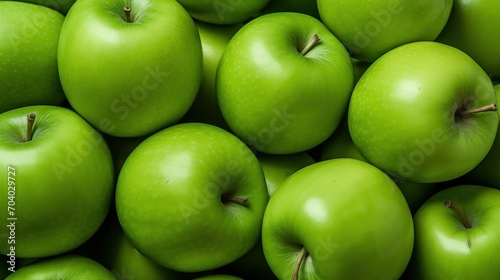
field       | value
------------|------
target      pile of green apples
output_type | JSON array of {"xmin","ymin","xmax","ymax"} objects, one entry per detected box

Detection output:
[{"xmin": 1, "ymin": 0, "xmax": 499, "ymax": 279}]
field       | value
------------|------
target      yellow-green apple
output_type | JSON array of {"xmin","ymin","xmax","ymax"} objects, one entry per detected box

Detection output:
[
  {"xmin": 217, "ymin": 12, "xmax": 354, "ymax": 154},
  {"xmin": 58, "ymin": 0, "xmax": 202, "ymax": 137},
  {"xmin": 116, "ymin": 123, "xmax": 269, "ymax": 272},
  {"xmin": 0, "ymin": 1, "xmax": 65, "ymax": 113},
  {"xmin": 348, "ymin": 41, "xmax": 498, "ymax": 183},
  {"xmin": 411, "ymin": 185, "xmax": 500, "ymax": 279},
  {"xmin": 262, "ymin": 158, "xmax": 414, "ymax": 279},
  {"xmin": 0, "ymin": 105, "xmax": 114, "ymax": 258}
]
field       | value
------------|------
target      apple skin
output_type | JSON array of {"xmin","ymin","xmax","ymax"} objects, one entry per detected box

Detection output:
[
  {"xmin": 217, "ymin": 12, "xmax": 354, "ymax": 154},
  {"xmin": 411, "ymin": 185, "xmax": 500, "ymax": 279},
  {"xmin": 348, "ymin": 41, "xmax": 498, "ymax": 183},
  {"xmin": 116, "ymin": 123, "xmax": 269, "ymax": 272},
  {"xmin": 257, "ymin": 152, "xmax": 315, "ymax": 196},
  {"xmin": 0, "ymin": 105, "xmax": 114, "ymax": 258},
  {"xmin": 0, "ymin": 1, "xmax": 65, "ymax": 114},
  {"xmin": 58, "ymin": 0, "xmax": 202, "ymax": 137},
  {"xmin": 10, "ymin": 0, "xmax": 76, "ymax": 14},
  {"xmin": 5, "ymin": 255, "xmax": 116, "ymax": 279},
  {"xmin": 262, "ymin": 158, "xmax": 414, "ymax": 279},
  {"xmin": 181, "ymin": 21, "xmax": 242, "ymax": 129},
  {"xmin": 466, "ymin": 85, "xmax": 500, "ymax": 189},
  {"xmin": 317, "ymin": 0, "xmax": 453, "ymax": 62},
  {"xmin": 437, "ymin": 0, "xmax": 500, "ymax": 79},
  {"xmin": 176, "ymin": 0, "xmax": 270, "ymax": 25}
]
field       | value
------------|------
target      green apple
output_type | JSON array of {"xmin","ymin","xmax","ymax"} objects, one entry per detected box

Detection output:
[
  {"xmin": 0, "ymin": 105, "xmax": 114, "ymax": 258},
  {"xmin": 58, "ymin": 0, "xmax": 202, "ymax": 137},
  {"xmin": 258, "ymin": 0, "xmax": 320, "ymax": 19},
  {"xmin": 466, "ymin": 84, "xmax": 500, "ymax": 189},
  {"xmin": 217, "ymin": 12, "xmax": 354, "ymax": 154},
  {"xmin": 262, "ymin": 158, "xmax": 414, "ymax": 279},
  {"xmin": 5, "ymin": 255, "xmax": 116, "ymax": 279},
  {"xmin": 257, "ymin": 152, "xmax": 315, "ymax": 196},
  {"xmin": 9, "ymin": 0, "xmax": 76, "ymax": 15},
  {"xmin": 176, "ymin": 0, "xmax": 270, "ymax": 25},
  {"xmin": 348, "ymin": 41, "xmax": 498, "ymax": 183},
  {"xmin": 437, "ymin": 0, "xmax": 500, "ymax": 79},
  {"xmin": 0, "ymin": 1, "xmax": 65, "ymax": 114},
  {"xmin": 411, "ymin": 185, "xmax": 500, "ymax": 279},
  {"xmin": 181, "ymin": 20, "xmax": 242, "ymax": 129},
  {"xmin": 116, "ymin": 123, "xmax": 269, "ymax": 272},
  {"xmin": 317, "ymin": 0, "xmax": 453, "ymax": 62}
]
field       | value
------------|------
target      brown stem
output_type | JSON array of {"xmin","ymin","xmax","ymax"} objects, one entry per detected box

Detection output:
[
  {"xmin": 444, "ymin": 200, "xmax": 471, "ymax": 229},
  {"xmin": 223, "ymin": 196, "xmax": 248, "ymax": 205},
  {"xmin": 292, "ymin": 247, "xmax": 307, "ymax": 280},
  {"xmin": 461, "ymin": 103, "xmax": 497, "ymax": 116},
  {"xmin": 25, "ymin": 113, "xmax": 36, "ymax": 142},
  {"xmin": 123, "ymin": 6, "xmax": 132, "ymax": 23},
  {"xmin": 300, "ymin": 34, "xmax": 320, "ymax": 56}
]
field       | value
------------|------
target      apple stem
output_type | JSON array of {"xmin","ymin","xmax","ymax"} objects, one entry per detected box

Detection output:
[
  {"xmin": 224, "ymin": 196, "xmax": 248, "ymax": 205},
  {"xmin": 300, "ymin": 34, "xmax": 320, "ymax": 56},
  {"xmin": 444, "ymin": 200, "xmax": 472, "ymax": 229},
  {"xmin": 123, "ymin": 6, "xmax": 132, "ymax": 23},
  {"xmin": 461, "ymin": 103, "xmax": 497, "ymax": 116},
  {"xmin": 292, "ymin": 247, "xmax": 307, "ymax": 280},
  {"xmin": 25, "ymin": 113, "xmax": 36, "ymax": 142}
]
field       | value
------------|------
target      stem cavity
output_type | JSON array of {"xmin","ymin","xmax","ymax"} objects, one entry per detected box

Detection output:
[
  {"xmin": 223, "ymin": 196, "xmax": 248, "ymax": 205},
  {"xmin": 444, "ymin": 200, "xmax": 472, "ymax": 248},
  {"xmin": 300, "ymin": 34, "xmax": 320, "ymax": 56},
  {"xmin": 123, "ymin": 6, "xmax": 132, "ymax": 23},
  {"xmin": 444, "ymin": 200, "xmax": 471, "ymax": 229},
  {"xmin": 25, "ymin": 113, "xmax": 36, "ymax": 142},
  {"xmin": 292, "ymin": 247, "xmax": 308, "ymax": 280}
]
